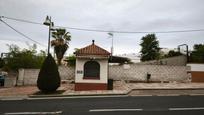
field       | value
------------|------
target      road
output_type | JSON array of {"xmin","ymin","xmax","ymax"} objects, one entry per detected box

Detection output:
[{"xmin": 0, "ymin": 95, "xmax": 204, "ymax": 115}]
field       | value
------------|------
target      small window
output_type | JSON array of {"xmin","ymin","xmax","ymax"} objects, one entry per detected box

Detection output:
[{"xmin": 84, "ymin": 61, "xmax": 100, "ymax": 79}]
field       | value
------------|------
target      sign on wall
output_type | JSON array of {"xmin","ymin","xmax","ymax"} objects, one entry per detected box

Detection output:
[{"xmin": 77, "ymin": 70, "xmax": 83, "ymax": 74}]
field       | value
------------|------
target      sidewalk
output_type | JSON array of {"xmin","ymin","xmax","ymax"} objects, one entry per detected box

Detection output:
[
  {"xmin": 129, "ymin": 82, "xmax": 204, "ymax": 90},
  {"xmin": 0, "ymin": 81, "xmax": 129, "ymax": 99},
  {"xmin": 0, "ymin": 82, "xmax": 204, "ymax": 99}
]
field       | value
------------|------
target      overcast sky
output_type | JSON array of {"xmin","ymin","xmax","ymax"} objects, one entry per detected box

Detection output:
[{"xmin": 0, "ymin": 0, "xmax": 204, "ymax": 56}]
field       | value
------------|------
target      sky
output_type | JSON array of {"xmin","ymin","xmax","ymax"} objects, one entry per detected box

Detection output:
[{"xmin": 0, "ymin": 0, "xmax": 204, "ymax": 56}]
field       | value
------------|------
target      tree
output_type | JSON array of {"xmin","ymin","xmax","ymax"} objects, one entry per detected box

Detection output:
[
  {"xmin": 190, "ymin": 44, "xmax": 204, "ymax": 63},
  {"xmin": 4, "ymin": 44, "xmax": 45, "ymax": 71},
  {"xmin": 166, "ymin": 50, "xmax": 182, "ymax": 57},
  {"xmin": 109, "ymin": 56, "xmax": 131, "ymax": 64},
  {"xmin": 140, "ymin": 34, "xmax": 160, "ymax": 61},
  {"xmin": 51, "ymin": 28, "xmax": 71, "ymax": 65},
  {"xmin": 37, "ymin": 54, "xmax": 60, "ymax": 92},
  {"xmin": 0, "ymin": 58, "xmax": 5, "ymax": 68},
  {"xmin": 66, "ymin": 55, "xmax": 76, "ymax": 66}
]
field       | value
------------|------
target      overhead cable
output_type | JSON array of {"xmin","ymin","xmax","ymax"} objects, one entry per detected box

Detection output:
[
  {"xmin": 1, "ymin": 16, "xmax": 204, "ymax": 34},
  {"xmin": 0, "ymin": 18, "xmax": 46, "ymax": 47}
]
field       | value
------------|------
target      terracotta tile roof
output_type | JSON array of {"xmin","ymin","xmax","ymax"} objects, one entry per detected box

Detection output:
[{"xmin": 75, "ymin": 40, "xmax": 110, "ymax": 56}]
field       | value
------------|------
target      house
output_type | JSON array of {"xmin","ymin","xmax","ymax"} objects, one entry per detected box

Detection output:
[
  {"xmin": 74, "ymin": 40, "xmax": 110, "ymax": 91},
  {"xmin": 187, "ymin": 63, "xmax": 204, "ymax": 82}
]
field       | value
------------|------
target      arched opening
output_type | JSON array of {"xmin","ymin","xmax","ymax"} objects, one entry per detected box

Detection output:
[{"xmin": 84, "ymin": 61, "xmax": 100, "ymax": 79}]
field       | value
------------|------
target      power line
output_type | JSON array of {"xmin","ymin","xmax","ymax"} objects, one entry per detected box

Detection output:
[
  {"xmin": 1, "ymin": 16, "xmax": 43, "ymax": 25},
  {"xmin": 0, "ymin": 18, "xmax": 46, "ymax": 47},
  {"xmin": 56, "ymin": 26, "xmax": 204, "ymax": 33},
  {"xmin": 1, "ymin": 16, "xmax": 204, "ymax": 34}
]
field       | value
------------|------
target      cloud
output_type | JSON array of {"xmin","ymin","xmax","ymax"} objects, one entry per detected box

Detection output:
[{"xmin": 0, "ymin": 0, "xmax": 204, "ymax": 55}]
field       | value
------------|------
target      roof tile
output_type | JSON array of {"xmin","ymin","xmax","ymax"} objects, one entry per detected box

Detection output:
[{"xmin": 75, "ymin": 40, "xmax": 110, "ymax": 56}]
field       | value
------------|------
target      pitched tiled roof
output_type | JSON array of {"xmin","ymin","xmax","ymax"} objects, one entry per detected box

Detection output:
[{"xmin": 75, "ymin": 40, "xmax": 110, "ymax": 56}]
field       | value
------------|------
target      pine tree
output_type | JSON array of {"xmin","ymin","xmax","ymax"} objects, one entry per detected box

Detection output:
[{"xmin": 140, "ymin": 34, "xmax": 160, "ymax": 61}]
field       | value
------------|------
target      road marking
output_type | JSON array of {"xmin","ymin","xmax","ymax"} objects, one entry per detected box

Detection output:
[
  {"xmin": 156, "ymin": 94, "xmax": 180, "ymax": 96},
  {"xmin": 190, "ymin": 94, "xmax": 204, "ymax": 96},
  {"xmin": 89, "ymin": 107, "xmax": 204, "ymax": 112},
  {"xmin": 169, "ymin": 107, "xmax": 204, "ymax": 111},
  {"xmin": 89, "ymin": 109, "xmax": 143, "ymax": 112},
  {"xmin": 4, "ymin": 111, "xmax": 62, "ymax": 115},
  {"xmin": 1, "ymin": 98, "xmax": 24, "ymax": 101},
  {"xmin": 130, "ymin": 95, "xmax": 153, "ymax": 97}
]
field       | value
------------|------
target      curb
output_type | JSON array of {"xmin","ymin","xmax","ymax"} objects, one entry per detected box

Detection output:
[
  {"xmin": 28, "ymin": 93, "xmax": 128, "ymax": 98},
  {"xmin": 131, "ymin": 88, "xmax": 204, "ymax": 90},
  {"xmin": 28, "ymin": 90, "xmax": 131, "ymax": 98}
]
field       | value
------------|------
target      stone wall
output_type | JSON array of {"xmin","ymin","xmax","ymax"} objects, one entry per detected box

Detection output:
[
  {"xmin": 18, "ymin": 64, "xmax": 189, "ymax": 85},
  {"xmin": 109, "ymin": 64, "xmax": 189, "ymax": 82},
  {"xmin": 18, "ymin": 66, "xmax": 74, "ymax": 85},
  {"xmin": 137, "ymin": 55, "xmax": 187, "ymax": 66}
]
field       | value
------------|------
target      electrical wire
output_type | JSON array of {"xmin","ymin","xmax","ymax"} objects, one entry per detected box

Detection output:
[
  {"xmin": 0, "ymin": 18, "xmax": 46, "ymax": 47},
  {"xmin": 1, "ymin": 16, "xmax": 43, "ymax": 25},
  {"xmin": 2, "ymin": 16, "xmax": 204, "ymax": 34}
]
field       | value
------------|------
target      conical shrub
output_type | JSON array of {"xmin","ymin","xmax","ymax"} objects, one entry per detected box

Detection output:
[{"xmin": 37, "ymin": 54, "xmax": 60, "ymax": 92}]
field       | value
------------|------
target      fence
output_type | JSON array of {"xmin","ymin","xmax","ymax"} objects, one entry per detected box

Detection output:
[
  {"xmin": 18, "ymin": 66, "xmax": 74, "ymax": 85},
  {"xmin": 17, "ymin": 64, "xmax": 190, "ymax": 85},
  {"xmin": 109, "ymin": 64, "xmax": 190, "ymax": 82}
]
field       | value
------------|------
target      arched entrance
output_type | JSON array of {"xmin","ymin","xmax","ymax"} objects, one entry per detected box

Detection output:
[{"xmin": 84, "ymin": 61, "xmax": 100, "ymax": 79}]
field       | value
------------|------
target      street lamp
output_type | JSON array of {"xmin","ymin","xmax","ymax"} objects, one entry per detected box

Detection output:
[
  {"xmin": 43, "ymin": 16, "xmax": 54, "ymax": 55},
  {"xmin": 108, "ymin": 32, "xmax": 114, "ymax": 56},
  {"xmin": 178, "ymin": 44, "xmax": 189, "ymax": 62}
]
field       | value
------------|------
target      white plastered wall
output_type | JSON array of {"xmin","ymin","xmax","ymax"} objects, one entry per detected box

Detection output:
[
  {"xmin": 187, "ymin": 64, "xmax": 204, "ymax": 72},
  {"xmin": 75, "ymin": 58, "xmax": 108, "ymax": 84}
]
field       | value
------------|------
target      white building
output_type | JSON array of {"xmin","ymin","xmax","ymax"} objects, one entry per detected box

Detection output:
[{"xmin": 74, "ymin": 40, "xmax": 110, "ymax": 91}]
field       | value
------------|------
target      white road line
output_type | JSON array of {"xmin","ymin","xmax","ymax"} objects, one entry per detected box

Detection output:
[
  {"xmin": 89, "ymin": 109, "xmax": 143, "ymax": 112},
  {"xmin": 156, "ymin": 94, "xmax": 180, "ymax": 96},
  {"xmin": 190, "ymin": 94, "xmax": 204, "ymax": 96},
  {"xmin": 1, "ymin": 98, "xmax": 24, "ymax": 101},
  {"xmin": 89, "ymin": 107, "xmax": 204, "ymax": 112},
  {"xmin": 130, "ymin": 95, "xmax": 153, "ymax": 97},
  {"xmin": 4, "ymin": 111, "xmax": 62, "ymax": 115},
  {"xmin": 169, "ymin": 107, "xmax": 204, "ymax": 111}
]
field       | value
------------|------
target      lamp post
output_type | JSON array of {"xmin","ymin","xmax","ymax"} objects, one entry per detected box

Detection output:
[
  {"xmin": 178, "ymin": 44, "xmax": 189, "ymax": 62},
  {"xmin": 43, "ymin": 16, "xmax": 54, "ymax": 55},
  {"xmin": 108, "ymin": 32, "xmax": 114, "ymax": 56}
]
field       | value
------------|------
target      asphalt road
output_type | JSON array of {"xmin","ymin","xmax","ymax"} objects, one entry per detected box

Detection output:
[{"xmin": 0, "ymin": 95, "xmax": 204, "ymax": 115}]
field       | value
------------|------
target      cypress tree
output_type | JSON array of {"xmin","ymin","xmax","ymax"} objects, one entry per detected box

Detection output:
[{"xmin": 37, "ymin": 54, "xmax": 60, "ymax": 92}]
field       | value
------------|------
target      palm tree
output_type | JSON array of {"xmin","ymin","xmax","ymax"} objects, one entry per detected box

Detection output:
[{"xmin": 51, "ymin": 28, "xmax": 71, "ymax": 65}]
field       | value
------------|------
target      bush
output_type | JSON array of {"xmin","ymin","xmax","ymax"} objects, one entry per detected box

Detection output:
[
  {"xmin": 165, "ymin": 50, "xmax": 182, "ymax": 58},
  {"xmin": 66, "ymin": 55, "xmax": 76, "ymax": 66},
  {"xmin": 37, "ymin": 54, "xmax": 61, "ymax": 92}
]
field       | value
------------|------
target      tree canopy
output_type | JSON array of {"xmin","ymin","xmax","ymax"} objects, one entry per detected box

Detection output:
[
  {"xmin": 165, "ymin": 50, "xmax": 182, "ymax": 58},
  {"xmin": 190, "ymin": 44, "xmax": 204, "ymax": 63},
  {"xmin": 2, "ymin": 44, "xmax": 46, "ymax": 71},
  {"xmin": 140, "ymin": 34, "xmax": 160, "ymax": 61},
  {"xmin": 51, "ymin": 28, "xmax": 71, "ymax": 65}
]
